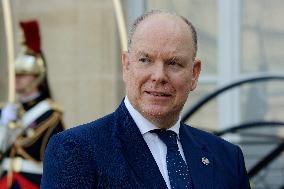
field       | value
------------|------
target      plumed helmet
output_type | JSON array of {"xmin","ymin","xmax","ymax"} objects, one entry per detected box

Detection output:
[
  {"xmin": 20, "ymin": 20, "xmax": 41, "ymax": 54},
  {"xmin": 15, "ymin": 20, "xmax": 45, "ymax": 78}
]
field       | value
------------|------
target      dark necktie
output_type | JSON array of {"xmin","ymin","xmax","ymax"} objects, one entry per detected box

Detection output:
[{"xmin": 151, "ymin": 129, "xmax": 193, "ymax": 189}]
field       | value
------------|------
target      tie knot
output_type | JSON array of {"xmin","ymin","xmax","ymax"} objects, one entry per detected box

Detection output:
[{"xmin": 151, "ymin": 129, "xmax": 178, "ymax": 149}]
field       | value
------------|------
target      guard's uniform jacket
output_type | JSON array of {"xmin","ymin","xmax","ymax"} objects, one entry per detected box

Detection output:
[{"xmin": 0, "ymin": 93, "xmax": 65, "ymax": 188}]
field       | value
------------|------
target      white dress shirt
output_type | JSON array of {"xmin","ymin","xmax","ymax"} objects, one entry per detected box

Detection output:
[{"xmin": 124, "ymin": 96, "xmax": 187, "ymax": 189}]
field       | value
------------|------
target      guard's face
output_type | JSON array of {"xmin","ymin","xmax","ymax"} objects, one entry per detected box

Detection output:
[
  {"xmin": 16, "ymin": 74, "xmax": 37, "ymax": 94},
  {"xmin": 122, "ymin": 15, "xmax": 201, "ymax": 128}
]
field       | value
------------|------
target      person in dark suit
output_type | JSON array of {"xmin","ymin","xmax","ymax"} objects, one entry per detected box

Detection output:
[{"xmin": 41, "ymin": 10, "xmax": 251, "ymax": 189}]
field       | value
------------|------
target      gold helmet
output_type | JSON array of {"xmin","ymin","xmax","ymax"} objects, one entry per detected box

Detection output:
[
  {"xmin": 15, "ymin": 53, "xmax": 45, "ymax": 76},
  {"xmin": 15, "ymin": 20, "xmax": 46, "ymax": 90}
]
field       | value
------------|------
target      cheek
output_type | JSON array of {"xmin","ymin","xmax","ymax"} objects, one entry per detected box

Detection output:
[
  {"xmin": 172, "ymin": 81, "xmax": 191, "ymax": 102},
  {"xmin": 178, "ymin": 83, "xmax": 191, "ymax": 97},
  {"xmin": 173, "ymin": 74, "xmax": 192, "ymax": 91},
  {"xmin": 16, "ymin": 79, "xmax": 25, "ymax": 86},
  {"xmin": 128, "ymin": 68, "xmax": 147, "ymax": 85},
  {"xmin": 21, "ymin": 78, "xmax": 35, "ymax": 87},
  {"xmin": 125, "ymin": 69, "xmax": 141, "ymax": 93},
  {"xmin": 23, "ymin": 78, "xmax": 32, "ymax": 85}
]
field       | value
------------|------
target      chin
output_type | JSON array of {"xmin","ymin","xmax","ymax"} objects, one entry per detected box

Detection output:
[{"xmin": 142, "ymin": 106, "xmax": 172, "ymax": 119}]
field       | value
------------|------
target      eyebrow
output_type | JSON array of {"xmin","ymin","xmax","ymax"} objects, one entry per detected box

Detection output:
[
  {"xmin": 134, "ymin": 50, "xmax": 188, "ymax": 62},
  {"xmin": 170, "ymin": 56, "xmax": 178, "ymax": 61},
  {"xmin": 169, "ymin": 56, "xmax": 183, "ymax": 62},
  {"xmin": 135, "ymin": 51, "xmax": 150, "ymax": 57}
]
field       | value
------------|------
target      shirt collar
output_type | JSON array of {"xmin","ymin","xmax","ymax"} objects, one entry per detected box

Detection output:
[{"xmin": 124, "ymin": 96, "xmax": 181, "ymax": 137}]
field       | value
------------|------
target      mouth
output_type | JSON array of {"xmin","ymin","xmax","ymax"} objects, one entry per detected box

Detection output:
[{"xmin": 145, "ymin": 91, "xmax": 172, "ymax": 97}]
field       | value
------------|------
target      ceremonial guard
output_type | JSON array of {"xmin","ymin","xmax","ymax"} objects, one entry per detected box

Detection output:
[{"xmin": 0, "ymin": 20, "xmax": 65, "ymax": 189}]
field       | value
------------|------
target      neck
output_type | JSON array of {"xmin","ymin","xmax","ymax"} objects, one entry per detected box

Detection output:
[
  {"xmin": 145, "ymin": 113, "xmax": 180, "ymax": 129},
  {"xmin": 124, "ymin": 96, "xmax": 180, "ymax": 129},
  {"xmin": 18, "ymin": 90, "xmax": 40, "ymax": 102}
]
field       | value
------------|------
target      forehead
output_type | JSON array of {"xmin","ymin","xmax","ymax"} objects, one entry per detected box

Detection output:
[{"xmin": 131, "ymin": 14, "xmax": 194, "ymax": 58}]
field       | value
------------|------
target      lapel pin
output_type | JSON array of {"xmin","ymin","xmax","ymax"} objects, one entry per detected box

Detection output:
[{"xmin": 201, "ymin": 157, "xmax": 210, "ymax": 165}]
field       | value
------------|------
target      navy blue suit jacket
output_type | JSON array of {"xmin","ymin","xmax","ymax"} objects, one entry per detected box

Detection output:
[{"xmin": 41, "ymin": 101, "xmax": 251, "ymax": 189}]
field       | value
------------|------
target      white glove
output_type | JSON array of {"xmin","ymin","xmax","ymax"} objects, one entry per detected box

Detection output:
[
  {"xmin": 0, "ymin": 126, "xmax": 9, "ymax": 152},
  {"xmin": 0, "ymin": 103, "xmax": 19, "ymax": 127}
]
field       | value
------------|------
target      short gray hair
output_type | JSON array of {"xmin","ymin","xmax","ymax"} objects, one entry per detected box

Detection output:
[{"xmin": 128, "ymin": 10, "xmax": 198, "ymax": 59}]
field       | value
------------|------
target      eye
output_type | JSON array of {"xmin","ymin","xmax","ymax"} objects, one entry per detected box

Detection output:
[
  {"xmin": 168, "ymin": 59, "xmax": 183, "ymax": 67},
  {"xmin": 138, "ymin": 57, "xmax": 150, "ymax": 63},
  {"xmin": 168, "ymin": 60, "xmax": 177, "ymax": 65}
]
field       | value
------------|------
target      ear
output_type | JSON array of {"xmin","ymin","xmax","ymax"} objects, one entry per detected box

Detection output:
[
  {"xmin": 122, "ymin": 51, "xmax": 130, "ymax": 82},
  {"xmin": 190, "ymin": 58, "xmax": 201, "ymax": 91}
]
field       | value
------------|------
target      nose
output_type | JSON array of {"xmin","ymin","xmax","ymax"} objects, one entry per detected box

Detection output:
[{"xmin": 150, "ymin": 62, "xmax": 168, "ymax": 84}]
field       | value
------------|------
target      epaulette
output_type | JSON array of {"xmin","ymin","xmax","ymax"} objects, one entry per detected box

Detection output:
[{"xmin": 46, "ymin": 99, "xmax": 64, "ymax": 113}]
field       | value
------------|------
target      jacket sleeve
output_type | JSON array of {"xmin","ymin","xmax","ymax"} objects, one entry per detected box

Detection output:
[
  {"xmin": 40, "ymin": 132, "xmax": 97, "ymax": 189},
  {"xmin": 237, "ymin": 146, "xmax": 251, "ymax": 189}
]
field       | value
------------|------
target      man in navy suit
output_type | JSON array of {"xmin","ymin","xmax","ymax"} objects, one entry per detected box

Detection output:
[{"xmin": 41, "ymin": 10, "xmax": 251, "ymax": 189}]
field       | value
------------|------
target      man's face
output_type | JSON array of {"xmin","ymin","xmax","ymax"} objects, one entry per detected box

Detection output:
[
  {"xmin": 122, "ymin": 15, "xmax": 201, "ymax": 128},
  {"xmin": 16, "ymin": 74, "xmax": 37, "ymax": 94}
]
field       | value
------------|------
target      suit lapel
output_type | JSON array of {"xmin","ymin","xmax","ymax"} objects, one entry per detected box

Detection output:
[
  {"xmin": 114, "ymin": 102, "xmax": 167, "ymax": 188},
  {"xmin": 180, "ymin": 124, "xmax": 214, "ymax": 189}
]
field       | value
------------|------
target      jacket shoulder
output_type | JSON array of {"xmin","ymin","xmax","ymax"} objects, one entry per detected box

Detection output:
[
  {"xmin": 51, "ymin": 111, "xmax": 116, "ymax": 155},
  {"xmin": 183, "ymin": 124, "xmax": 238, "ymax": 149}
]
